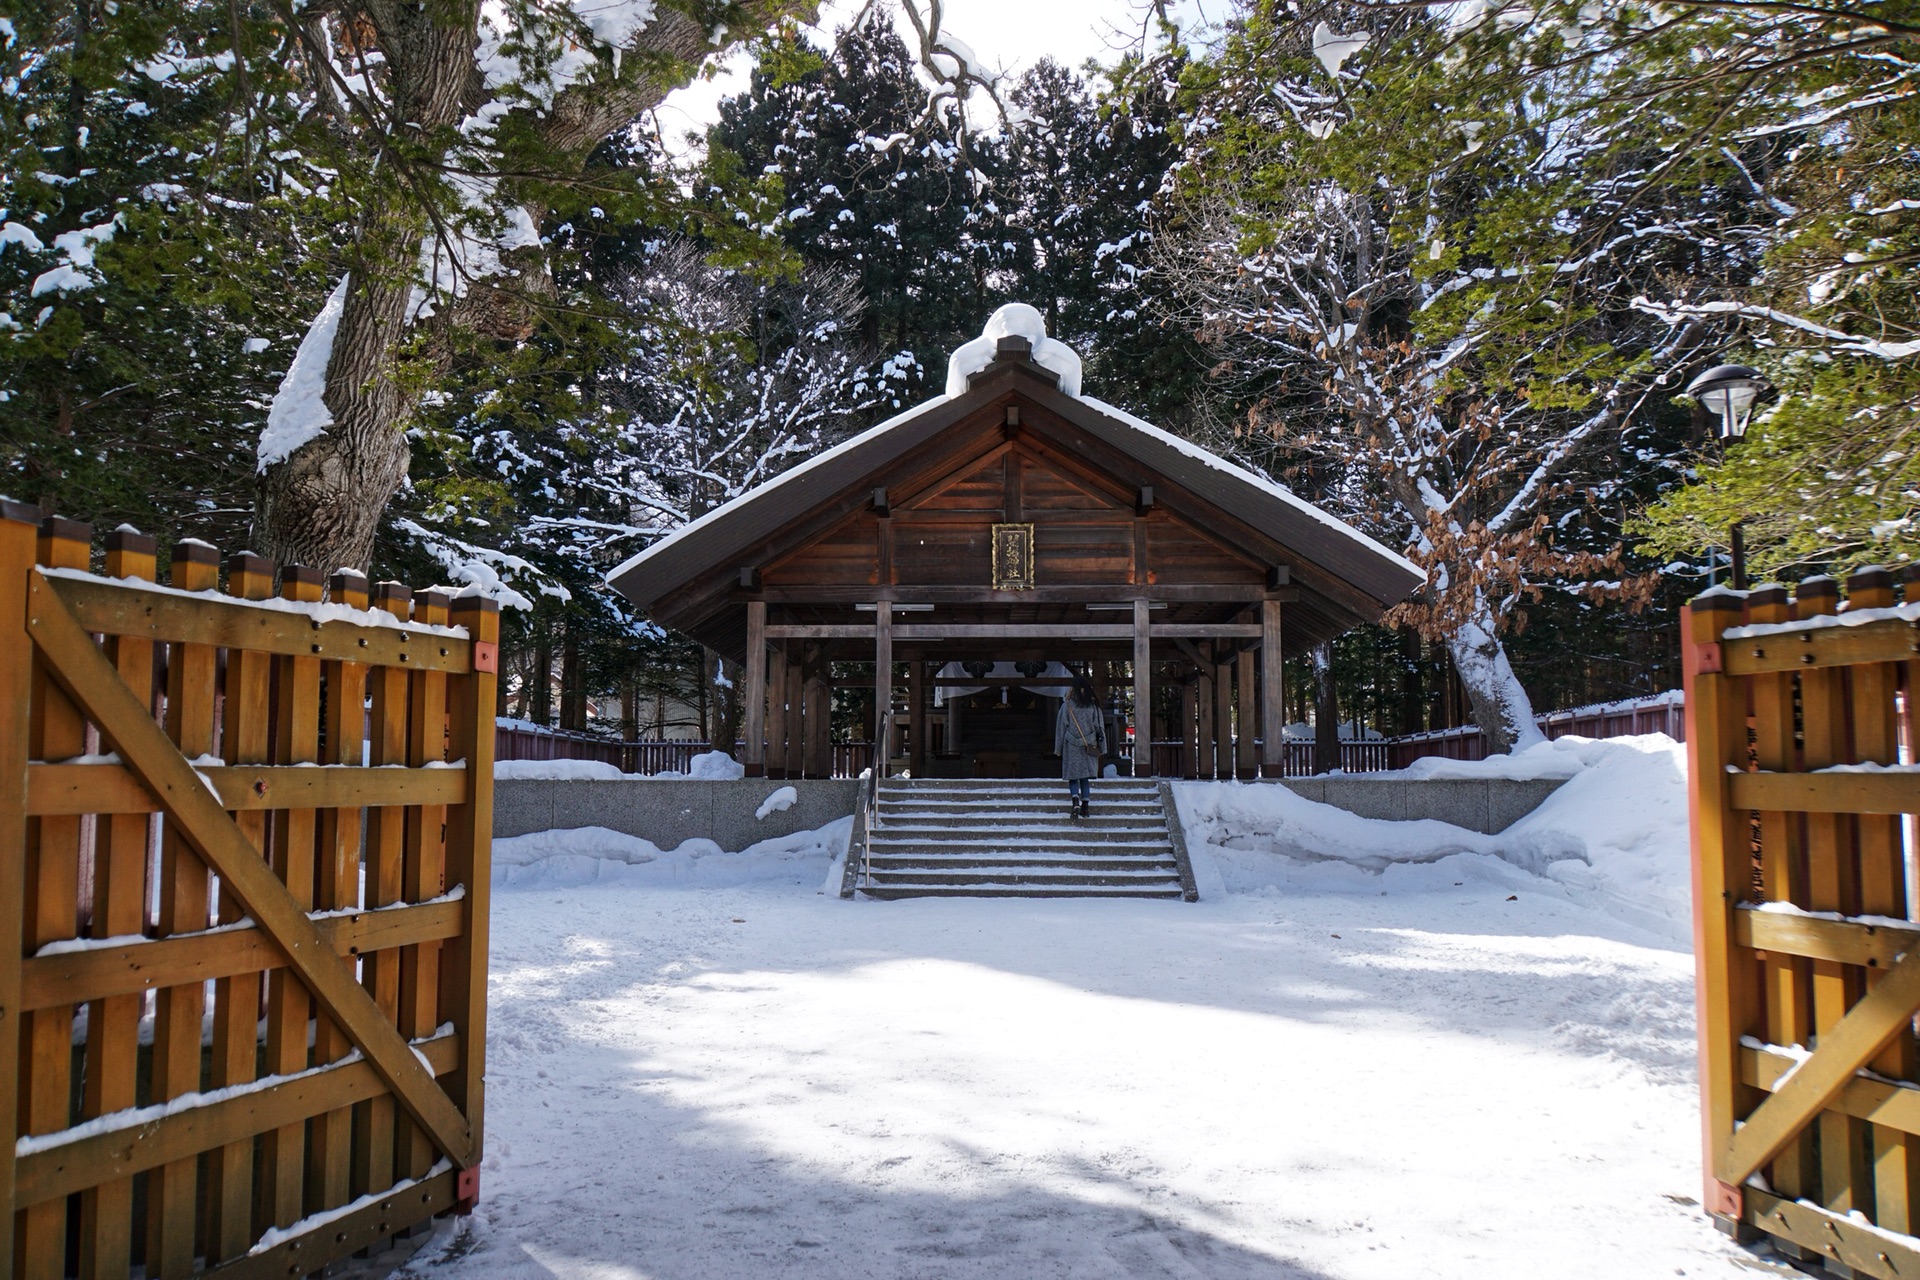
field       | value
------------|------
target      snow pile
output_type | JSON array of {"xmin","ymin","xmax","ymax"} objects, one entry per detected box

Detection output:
[
  {"xmin": 491, "ymin": 819, "xmax": 850, "ymax": 890},
  {"xmin": 258, "ymin": 274, "xmax": 349, "ymax": 470},
  {"xmin": 945, "ymin": 303, "xmax": 1083, "ymax": 397},
  {"xmin": 754, "ymin": 785, "xmax": 798, "ymax": 820},
  {"xmin": 495, "ymin": 758, "xmax": 627, "ymax": 781},
  {"xmin": 652, "ymin": 750, "xmax": 746, "ymax": 780},
  {"xmin": 1177, "ymin": 734, "xmax": 1692, "ymax": 941},
  {"xmin": 1383, "ymin": 745, "xmax": 1583, "ymax": 781}
]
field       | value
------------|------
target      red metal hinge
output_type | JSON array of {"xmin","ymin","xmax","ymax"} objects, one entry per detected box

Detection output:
[
  {"xmin": 456, "ymin": 1165, "xmax": 481, "ymax": 1215},
  {"xmin": 471, "ymin": 641, "xmax": 498, "ymax": 674},
  {"xmin": 1688, "ymin": 642, "xmax": 1723, "ymax": 676},
  {"xmin": 1704, "ymin": 1179, "xmax": 1742, "ymax": 1220}
]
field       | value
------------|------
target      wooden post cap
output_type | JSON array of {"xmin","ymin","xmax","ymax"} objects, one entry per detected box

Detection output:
[
  {"xmin": 1845, "ymin": 565, "xmax": 1893, "ymax": 596},
  {"xmin": 1796, "ymin": 575, "xmax": 1839, "ymax": 602},
  {"xmin": 38, "ymin": 515, "xmax": 91, "ymax": 543},
  {"xmin": 106, "ymin": 526, "xmax": 158, "ymax": 557},
  {"xmin": 1690, "ymin": 588, "xmax": 1747, "ymax": 613},
  {"xmin": 0, "ymin": 495, "xmax": 39, "ymax": 524},
  {"xmin": 225, "ymin": 551, "xmax": 272, "ymax": 578},
  {"xmin": 1746, "ymin": 584, "xmax": 1790, "ymax": 611},
  {"xmin": 170, "ymin": 537, "xmax": 219, "ymax": 566},
  {"xmin": 280, "ymin": 564, "xmax": 323, "ymax": 590}
]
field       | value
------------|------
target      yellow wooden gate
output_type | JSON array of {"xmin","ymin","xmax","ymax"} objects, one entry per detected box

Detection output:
[
  {"xmin": 1686, "ymin": 569, "xmax": 1920, "ymax": 1273},
  {"xmin": 0, "ymin": 506, "xmax": 497, "ymax": 1278}
]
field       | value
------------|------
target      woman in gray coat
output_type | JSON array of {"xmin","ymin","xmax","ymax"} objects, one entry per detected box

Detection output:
[{"xmin": 1055, "ymin": 678, "xmax": 1106, "ymax": 819}]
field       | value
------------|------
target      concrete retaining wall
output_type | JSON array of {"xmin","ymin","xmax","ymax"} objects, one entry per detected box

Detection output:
[
  {"xmin": 493, "ymin": 778, "xmax": 862, "ymax": 849},
  {"xmin": 1275, "ymin": 777, "xmax": 1566, "ymax": 834}
]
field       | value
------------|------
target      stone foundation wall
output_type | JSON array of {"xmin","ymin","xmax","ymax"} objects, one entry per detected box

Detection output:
[{"xmin": 493, "ymin": 778, "xmax": 862, "ymax": 849}]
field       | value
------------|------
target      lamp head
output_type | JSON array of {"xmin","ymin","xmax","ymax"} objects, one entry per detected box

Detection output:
[{"xmin": 1685, "ymin": 364, "xmax": 1768, "ymax": 439}]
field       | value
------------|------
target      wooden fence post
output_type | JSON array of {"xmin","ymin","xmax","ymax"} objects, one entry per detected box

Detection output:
[
  {"xmin": 1684, "ymin": 588, "xmax": 1761, "ymax": 1232},
  {"xmin": 444, "ymin": 592, "xmax": 499, "ymax": 1211},
  {"xmin": 0, "ymin": 500, "xmax": 40, "ymax": 1277}
]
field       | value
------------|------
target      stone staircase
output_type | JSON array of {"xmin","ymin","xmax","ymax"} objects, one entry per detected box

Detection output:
[{"xmin": 849, "ymin": 778, "xmax": 1197, "ymax": 901}]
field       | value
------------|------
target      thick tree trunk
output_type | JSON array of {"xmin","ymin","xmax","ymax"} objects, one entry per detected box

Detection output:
[
  {"xmin": 1312, "ymin": 643, "xmax": 1339, "ymax": 775},
  {"xmin": 253, "ymin": 4, "xmax": 799, "ymax": 577},
  {"xmin": 1446, "ymin": 597, "xmax": 1545, "ymax": 755}
]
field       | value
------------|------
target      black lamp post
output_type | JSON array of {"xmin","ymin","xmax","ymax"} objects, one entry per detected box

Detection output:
[{"xmin": 1685, "ymin": 363, "xmax": 1769, "ymax": 590}]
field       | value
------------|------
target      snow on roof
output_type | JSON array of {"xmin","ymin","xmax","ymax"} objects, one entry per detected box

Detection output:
[
  {"xmin": 610, "ymin": 305, "xmax": 1420, "ymax": 599},
  {"xmin": 1075, "ymin": 393, "xmax": 1422, "ymax": 580},
  {"xmin": 605, "ymin": 391, "xmax": 951, "ymax": 587}
]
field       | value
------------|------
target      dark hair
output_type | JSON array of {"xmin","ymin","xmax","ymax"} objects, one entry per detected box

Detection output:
[{"xmin": 1071, "ymin": 678, "xmax": 1096, "ymax": 707}]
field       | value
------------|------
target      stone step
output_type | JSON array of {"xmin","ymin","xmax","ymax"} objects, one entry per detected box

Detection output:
[
  {"xmin": 876, "ymin": 802, "xmax": 1164, "ymax": 816},
  {"xmin": 875, "ymin": 825, "xmax": 1167, "ymax": 836},
  {"xmin": 865, "ymin": 870, "xmax": 1182, "ymax": 888},
  {"xmin": 868, "ymin": 839, "xmax": 1174, "ymax": 856},
  {"xmin": 860, "ymin": 884, "xmax": 1185, "ymax": 900},
  {"xmin": 868, "ymin": 852, "xmax": 1176, "ymax": 870}
]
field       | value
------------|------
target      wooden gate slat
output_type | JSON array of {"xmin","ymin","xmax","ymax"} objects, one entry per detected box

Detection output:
[
  {"xmin": 397, "ymin": 590, "xmax": 453, "ymax": 1180},
  {"xmin": 19, "ymin": 517, "xmax": 93, "ymax": 1280},
  {"xmin": 79, "ymin": 529, "xmax": 157, "ymax": 1280},
  {"xmin": 146, "ymin": 544, "xmax": 220, "ymax": 1277},
  {"xmin": 356, "ymin": 580, "xmax": 412, "ymax": 1198},
  {"xmin": 309, "ymin": 572, "xmax": 370, "ymax": 1214},
  {"xmin": 205, "ymin": 551, "xmax": 274, "ymax": 1261},
  {"xmin": 21, "ymin": 570, "xmax": 478, "ymax": 1177},
  {"xmin": 261, "ymin": 566, "xmax": 324, "ymax": 1229}
]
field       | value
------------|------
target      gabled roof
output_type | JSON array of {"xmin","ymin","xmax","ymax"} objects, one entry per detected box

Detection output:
[{"xmin": 608, "ymin": 346, "xmax": 1421, "ymax": 620}]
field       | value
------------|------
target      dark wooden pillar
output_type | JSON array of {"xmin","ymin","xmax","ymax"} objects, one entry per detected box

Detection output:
[
  {"xmin": 1213, "ymin": 646, "xmax": 1234, "ymax": 781},
  {"xmin": 785, "ymin": 650, "xmax": 805, "ymax": 777},
  {"xmin": 1133, "ymin": 599, "xmax": 1152, "ymax": 778},
  {"xmin": 1196, "ymin": 663, "xmax": 1216, "ymax": 779},
  {"xmin": 744, "ymin": 601, "xmax": 766, "ymax": 777},
  {"xmin": 767, "ymin": 652, "xmax": 788, "ymax": 778},
  {"xmin": 908, "ymin": 658, "xmax": 926, "ymax": 776},
  {"xmin": 1261, "ymin": 600, "xmax": 1285, "ymax": 777},
  {"xmin": 803, "ymin": 654, "xmax": 830, "ymax": 778},
  {"xmin": 1181, "ymin": 675, "xmax": 1199, "ymax": 779},
  {"xmin": 873, "ymin": 602, "xmax": 892, "ymax": 776},
  {"xmin": 1236, "ymin": 644, "xmax": 1256, "ymax": 779}
]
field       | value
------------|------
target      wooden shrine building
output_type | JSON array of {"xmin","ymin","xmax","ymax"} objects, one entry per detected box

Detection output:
[{"xmin": 608, "ymin": 309, "xmax": 1422, "ymax": 779}]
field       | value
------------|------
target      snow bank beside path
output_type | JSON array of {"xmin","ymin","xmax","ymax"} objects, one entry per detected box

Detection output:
[
  {"xmin": 494, "ymin": 758, "xmax": 626, "ymax": 780},
  {"xmin": 491, "ymin": 819, "xmax": 851, "ymax": 891},
  {"xmin": 1178, "ymin": 734, "xmax": 1692, "ymax": 943}
]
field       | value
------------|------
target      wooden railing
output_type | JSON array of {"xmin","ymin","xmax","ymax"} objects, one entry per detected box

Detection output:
[
  {"xmin": 1, "ymin": 509, "xmax": 495, "ymax": 1278},
  {"xmin": 497, "ymin": 727, "xmax": 876, "ymax": 778},
  {"xmin": 1686, "ymin": 569, "xmax": 1920, "ymax": 1272}
]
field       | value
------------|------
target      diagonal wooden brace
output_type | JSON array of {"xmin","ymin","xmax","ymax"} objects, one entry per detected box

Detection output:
[
  {"xmin": 1721, "ymin": 942, "xmax": 1920, "ymax": 1188},
  {"xmin": 25, "ymin": 571, "xmax": 475, "ymax": 1168}
]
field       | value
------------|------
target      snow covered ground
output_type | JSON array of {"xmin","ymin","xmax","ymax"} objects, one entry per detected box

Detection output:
[{"xmin": 400, "ymin": 736, "xmax": 1787, "ymax": 1280}]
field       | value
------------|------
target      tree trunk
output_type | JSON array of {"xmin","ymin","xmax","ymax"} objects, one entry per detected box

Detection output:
[
  {"xmin": 1312, "ymin": 643, "xmax": 1339, "ymax": 775},
  {"xmin": 530, "ymin": 629, "xmax": 553, "ymax": 727},
  {"xmin": 252, "ymin": 4, "xmax": 799, "ymax": 576},
  {"xmin": 1446, "ymin": 596, "xmax": 1545, "ymax": 755}
]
